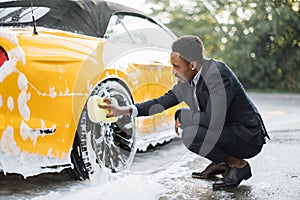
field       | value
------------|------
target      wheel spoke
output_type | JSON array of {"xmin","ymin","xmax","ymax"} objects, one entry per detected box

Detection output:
[{"xmin": 113, "ymin": 133, "xmax": 133, "ymax": 148}]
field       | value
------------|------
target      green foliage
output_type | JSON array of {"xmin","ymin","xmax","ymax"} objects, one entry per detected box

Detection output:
[{"xmin": 146, "ymin": 0, "xmax": 300, "ymax": 92}]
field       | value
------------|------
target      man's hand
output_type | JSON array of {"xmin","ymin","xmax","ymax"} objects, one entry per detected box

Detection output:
[
  {"xmin": 98, "ymin": 98, "xmax": 132, "ymax": 118},
  {"xmin": 175, "ymin": 118, "xmax": 181, "ymax": 136}
]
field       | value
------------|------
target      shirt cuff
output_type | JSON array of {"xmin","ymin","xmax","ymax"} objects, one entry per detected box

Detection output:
[{"xmin": 130, "ymin": 105, "xmax": 138, "ymax": 117}]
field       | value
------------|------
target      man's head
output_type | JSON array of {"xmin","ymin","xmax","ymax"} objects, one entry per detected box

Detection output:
[{"xmin": 171, "ymin": 35, "xmax": 204, "ymax": 83}]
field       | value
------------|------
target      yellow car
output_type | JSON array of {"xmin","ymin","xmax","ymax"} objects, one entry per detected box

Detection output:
[{"xmin": 0, "ymin": 0, "xmax": 181, "ymax": 179}]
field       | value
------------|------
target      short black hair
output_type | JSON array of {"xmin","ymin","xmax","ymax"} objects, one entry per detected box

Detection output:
[{"xmin": 172, "ymin": 35, "xmax": 204, "ymax": 67}]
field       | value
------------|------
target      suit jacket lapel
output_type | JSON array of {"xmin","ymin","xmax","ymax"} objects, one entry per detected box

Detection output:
[{"xmin": 195, "ymin": 59, "xmax": 213, "ymax": 111}]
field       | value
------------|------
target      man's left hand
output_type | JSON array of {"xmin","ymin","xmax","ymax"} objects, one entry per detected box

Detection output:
[{"xmin": 175, "ymin": 118, "xmax": 181, "ymax": 136}]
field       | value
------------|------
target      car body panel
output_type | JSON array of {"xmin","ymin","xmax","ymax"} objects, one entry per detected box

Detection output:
[
  {"xmin": 1, "ymin": 27, "xmax": 99, "ymax": 156},
  {"xmin": 0, "ymin": 0, "xmax": 181, "ymax": 177}
]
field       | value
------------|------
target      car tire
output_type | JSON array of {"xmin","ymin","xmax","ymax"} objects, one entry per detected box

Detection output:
[{"xmin": 70, "ymin": 80, "xmax": 136, "ymax": 180}]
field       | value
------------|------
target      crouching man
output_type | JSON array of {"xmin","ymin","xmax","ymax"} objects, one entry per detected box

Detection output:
[{"xmin": 99, "ymin": 35, "xmax": 269, "ymax": 189}]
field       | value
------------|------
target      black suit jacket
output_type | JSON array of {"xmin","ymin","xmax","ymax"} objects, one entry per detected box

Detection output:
[{"xmin": 135, "ymin": 59, "xmax": 269, "ymax": 145}]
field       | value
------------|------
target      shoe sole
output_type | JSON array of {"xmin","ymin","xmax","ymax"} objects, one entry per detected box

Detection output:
[
  {"xmin": 213, "ymin": 184, "xmax": 238, "ymax": 190},
  {"xmin": 212, "ymin": 174, "xmax": 252, "ymax": 190},
  {"xmin": 192, "ymin": 174, "xmax": 217, "ymax": 179}
]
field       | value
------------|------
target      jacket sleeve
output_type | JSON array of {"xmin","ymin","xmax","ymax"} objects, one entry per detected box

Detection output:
[
  {"xmin": 135, "ymin": 83, "xmax": 184, "ymax": 117},
  {"xmin": 179, "ymin": 63, "xmax": 235, "ymax": 130}
]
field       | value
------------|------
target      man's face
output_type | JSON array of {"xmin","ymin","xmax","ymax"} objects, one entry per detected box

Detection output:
[{"xmin": 170, "ymin": 52, "xmax": 196, "ymax": 83}]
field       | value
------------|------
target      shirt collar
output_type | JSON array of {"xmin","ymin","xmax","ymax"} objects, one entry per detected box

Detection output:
[{"xmin": 191, "ymin": 67, "xmax": 202, "ymax": 87}]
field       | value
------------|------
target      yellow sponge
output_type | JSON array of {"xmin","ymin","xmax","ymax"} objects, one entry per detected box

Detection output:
[{"xmin": 87, "ymin": 96, "xmax": 118, "ymax": 123}]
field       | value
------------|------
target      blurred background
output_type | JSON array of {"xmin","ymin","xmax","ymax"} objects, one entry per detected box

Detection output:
[{"xmin": 114, "ymin": 0, "xmax": 300, "ymax": 93}]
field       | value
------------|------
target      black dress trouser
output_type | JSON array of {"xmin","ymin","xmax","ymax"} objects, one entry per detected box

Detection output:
[{"xmin": 181, "ymin": 125, "xmax": 263, "ymax": 163}]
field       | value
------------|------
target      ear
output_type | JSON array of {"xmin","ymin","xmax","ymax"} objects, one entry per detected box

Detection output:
[{"xmin": 190, "ymin": 61, "xmax": 197, "ymax": 71}]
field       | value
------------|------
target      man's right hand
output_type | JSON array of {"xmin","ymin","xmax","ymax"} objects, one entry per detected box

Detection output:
[{"xmin": 98, "ymin": 98, "xmax": 132, "ymax": 118}]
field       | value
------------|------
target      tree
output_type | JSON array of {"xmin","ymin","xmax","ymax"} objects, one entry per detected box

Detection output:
[{"xmin": 146, "ymin": 0, "xmax": 300, "ymax": 92}]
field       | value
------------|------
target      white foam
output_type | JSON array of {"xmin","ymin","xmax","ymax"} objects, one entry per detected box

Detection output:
[
  {"xmin": 87, "ymin": 80, "xmax": 93, "ymax": 93},
  {"xmin": 18, "ymin": 91, "xmax": 30, "ymax": 121},
  {"xmin": 0, "ymin": 28, "xmax": 18, "ymax": 44},
  {"xmin": 7, "ymin": 96, "xmax": 14, "ymax": 112},
  {"xmin": 0, "ymin": 124, "xmax": 71, "ymax": 178},
  {"xmin": 9, "ymin": 46, "xmax": 26, "ymax": 65},
  {"xmin": 18, "ymin": 73, "xmax": 28, "ymax": 91},
  {"xmin": 0, "ymin": 29, "xmax": 72, "ymax": 177},
  {"xmin": 0, "ymin": 126, "xmax": 20, "ymax": 156},
  {"xmin": 49, "ymin": 86, "xmax": 57, "ymax": 98},
  {"xmin": 0, "ymin": 59, "xmax": 16, "ymax": 83},
  {"xmin": 20, "ymin": 121, "xmax": 40, "ymax": 145}
]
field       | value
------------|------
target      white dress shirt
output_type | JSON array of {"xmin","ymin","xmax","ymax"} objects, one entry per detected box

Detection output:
[{"xmin": 191, "ymin": 67, "xmax": 202, "ymax": 111}]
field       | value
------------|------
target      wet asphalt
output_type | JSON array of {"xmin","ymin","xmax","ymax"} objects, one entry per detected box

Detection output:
[
  {"xmin": 155, "ymin": 93, "xmax": 300, "ymax": 200},
  {"xmin": 0, "ymin": 93, "xmax": 300, "ymax": 200},
  {"xmin": 233, "ymin": 93, "xmax": 300, "ymax": 200}
]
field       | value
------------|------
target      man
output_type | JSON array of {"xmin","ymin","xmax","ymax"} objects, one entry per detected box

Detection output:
[{"xmin": 100, "ymin": 35, "xmax": 269, "ymax": 189}]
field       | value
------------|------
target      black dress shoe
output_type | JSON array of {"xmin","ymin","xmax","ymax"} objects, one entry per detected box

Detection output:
[
  {"xmin": 192, "ymin": 162, "xmax": 230, "ymax": 179},
  {"xmin": 212, "ymin": 162, "xmax": 252, "ymax": 190}
]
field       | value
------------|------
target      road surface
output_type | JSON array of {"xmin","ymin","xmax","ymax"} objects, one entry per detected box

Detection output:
[{"xmin": 0, "ymin": 93, "xmax": 299, "ymax": 200}]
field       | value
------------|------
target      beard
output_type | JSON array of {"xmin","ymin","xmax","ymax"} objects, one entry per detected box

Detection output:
[{"xmin": 175, "ymin": 74, "xmax": 188, "ymax": 83}]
